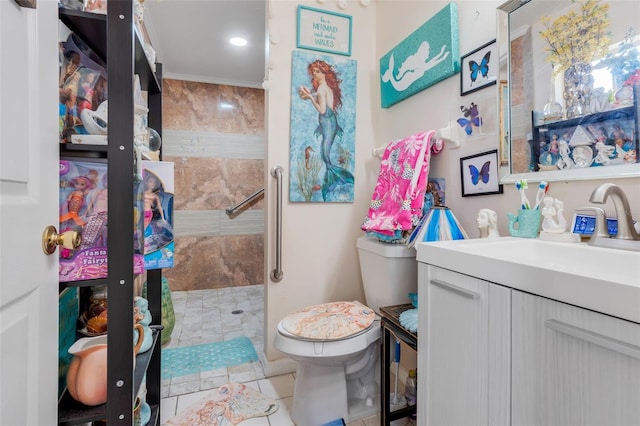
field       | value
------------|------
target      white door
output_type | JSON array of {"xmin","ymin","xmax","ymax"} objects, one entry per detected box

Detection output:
[{"xmin": 0, "ymin": 1, "xmax": 59, "ymax": 424}]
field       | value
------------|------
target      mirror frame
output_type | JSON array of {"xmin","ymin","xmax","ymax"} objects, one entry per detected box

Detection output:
[{"xmin": 497, "ymin": 0, "xmax": 640, "ymax": 183}]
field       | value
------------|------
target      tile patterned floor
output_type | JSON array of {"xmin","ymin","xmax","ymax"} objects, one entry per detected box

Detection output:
[
  {"xmin": 159, "ymin": 286, "xmax": 381, "ymax": 425},
  {"xmin": 161, "ymin": 286, "xmax": 266, "ymax": 399}
]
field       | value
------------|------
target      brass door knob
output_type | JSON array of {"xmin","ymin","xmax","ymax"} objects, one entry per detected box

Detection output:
[{"xmin": 42, "ymin": 225, "xmax": 82, "ymax": 255}]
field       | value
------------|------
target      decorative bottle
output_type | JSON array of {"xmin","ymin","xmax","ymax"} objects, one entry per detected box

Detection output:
[{"xmin": 405, "ymin": 369, "xmax": 417, "ymax": 406}]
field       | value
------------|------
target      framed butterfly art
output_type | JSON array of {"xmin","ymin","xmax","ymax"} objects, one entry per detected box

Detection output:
[
  {"xmin": 460, "ymin": 39, "xmax": 498, "ymax": 96},
  {"xmin": 459, "ymin": 149, "xmax": 503, "ymax": 197},
  {"xmin": 457, "ymin": 102, "xmax": 483, "ymax": 135}
]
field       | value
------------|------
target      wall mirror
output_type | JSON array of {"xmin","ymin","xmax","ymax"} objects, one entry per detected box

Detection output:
[{"xmin": 497, "ymin": 0, "xmax": 640, "ymax": 183}]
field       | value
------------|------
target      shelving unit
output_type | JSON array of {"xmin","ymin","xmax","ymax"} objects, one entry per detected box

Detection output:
[
  {"xmin": 57, "ymin": 2, "xmax": 163, "ymax": 425},
  {"xmin": 531, "ymin": 89, "xmax": 639, "ymax": 172},
  {"xmin": 380, "ymin": 304, "xmax": 417, "ymax": 425}
]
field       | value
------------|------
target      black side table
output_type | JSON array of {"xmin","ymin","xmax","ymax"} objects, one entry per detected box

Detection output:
[{"xmin": 380, "ymin": 304, "xmax": 418, "ymax": 425}]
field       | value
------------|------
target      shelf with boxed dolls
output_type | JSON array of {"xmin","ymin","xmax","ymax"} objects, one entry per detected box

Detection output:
[
  {"xmin": 57, "ymin": 3, "xmax": 166, "ymax": 425},
  {"xmin": 59, "ymin": 7, "xmax": 160, "ymax": 147},
  {"xmin": 59, "ymin": 7, "xmax": 160, "ymax": 93},
  {"xmin": 532, "ymin": 85, "xmax": 639, "ymax": 172}
]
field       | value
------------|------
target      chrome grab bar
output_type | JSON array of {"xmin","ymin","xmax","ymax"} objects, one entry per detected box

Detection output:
[
  {"xmin": 270, "ymin": 166, "xmax": 283, "ymax": 282},
  {"xmin": 225, "ymin": 187, "xmax": 264, "ymax": 217}
]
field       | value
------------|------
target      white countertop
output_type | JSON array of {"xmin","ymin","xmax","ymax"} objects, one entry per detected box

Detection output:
[{"xmin": 416, "ymin": 237, "xmax": 640, "ymax": 323}]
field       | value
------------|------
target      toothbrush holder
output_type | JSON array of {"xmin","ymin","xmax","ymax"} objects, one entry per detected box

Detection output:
[{"xmin": 507, "ymin": 209, "xmax": 541, "ymax": 238}]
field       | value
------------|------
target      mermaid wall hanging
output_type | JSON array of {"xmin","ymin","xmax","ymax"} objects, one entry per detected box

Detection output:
[
  {"xmin": 290, "ymin": 50, "xmax": 357, "ymax": 203},
  {"xmin": 379, "ymin": 3, "xmax": 460, "ymax": 108}
]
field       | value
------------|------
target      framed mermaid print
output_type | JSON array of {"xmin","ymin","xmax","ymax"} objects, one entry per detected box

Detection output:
[{"xmin": 289, "ymin": 50, "xmax": 357, "ymax": 203}]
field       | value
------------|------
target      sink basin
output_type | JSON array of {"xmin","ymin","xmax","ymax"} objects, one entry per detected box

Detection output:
[
  {"xmin": 590, "ymin": 236, "xmax": 640, "ymax": 252},
  {"xmin": 449, "ymin": 237, "xmax": 637, "ymax": 284},
  {"xmin": 416, "ymin": 237, "xmax": 640, "ymax": 323}
]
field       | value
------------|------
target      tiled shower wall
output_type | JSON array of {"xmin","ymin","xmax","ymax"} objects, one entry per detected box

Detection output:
[{"xmin": 161, "ymin": 79, "xmax": 265, "ymax": 291}]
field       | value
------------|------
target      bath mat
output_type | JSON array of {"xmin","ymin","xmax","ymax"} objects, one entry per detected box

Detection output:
[
  {"xmin": 162, "ymin": 337, "xmax": 258, "ymax": 380},
  {"xmin": 166, "ymin": 382, "xmax": 278, "ymax": 425}
]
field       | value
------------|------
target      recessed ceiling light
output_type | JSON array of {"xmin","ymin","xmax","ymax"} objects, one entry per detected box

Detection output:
[{"xmin": 230, "ymin": 37, "xmax": 247, "ymax": 47}]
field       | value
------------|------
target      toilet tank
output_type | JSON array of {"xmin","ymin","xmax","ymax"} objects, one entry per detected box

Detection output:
[{"xmin": 356, "ymin": 236, "xmax": 417, "ymax": 313}]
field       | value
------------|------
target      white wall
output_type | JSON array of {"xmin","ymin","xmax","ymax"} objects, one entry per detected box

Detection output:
[
  {"xmin": 264, "ymin": 0, "xmax": 640, "ymax": 366},
  {"xmin": 264, "ymin": 0, "xmax": 378, "ymax": 364},
  {"xmin": 375, "ymin": 0, "xmax": 639, "ymax": 239}
]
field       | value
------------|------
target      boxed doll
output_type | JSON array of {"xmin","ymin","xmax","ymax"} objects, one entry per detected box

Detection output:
[
  {"xmin": 59, "ymin": 32, "xmax": 108, "ymax": 144},
  {"xmin": 141, "ymin": 160, "xmax": 175, "ymax": 270},
  {"xmin": 59, "ymin": 159, "xmax": 109, "ymax": 281},
  {"xmin": 59, "ymin": 159, "xmax": 144, "ymax": 281}
]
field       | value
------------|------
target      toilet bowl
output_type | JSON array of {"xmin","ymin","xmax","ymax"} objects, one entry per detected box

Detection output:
[
  {"xmin": 274, "ymin": 237, "xmax": 418, "ymax": 425},
  {"xmin": 273, "ymin": 301, "xmax": 380, "ymax": 425}
]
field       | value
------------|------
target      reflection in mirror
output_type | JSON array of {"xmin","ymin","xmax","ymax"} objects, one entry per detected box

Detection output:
[{"xmin": 498, "ymin": 0, "xmax": 640, "ymax": 183}]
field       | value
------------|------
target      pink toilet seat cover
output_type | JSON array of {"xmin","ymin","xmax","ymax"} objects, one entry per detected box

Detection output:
[{"xmin": 281, "ymin": 301, "xmax": 375, "ymax": 340}]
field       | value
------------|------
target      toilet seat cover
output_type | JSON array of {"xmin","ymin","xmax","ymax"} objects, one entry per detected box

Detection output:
[{"xmin": 281, "ymin": 301, "xmax": 375, "ymax": 340}]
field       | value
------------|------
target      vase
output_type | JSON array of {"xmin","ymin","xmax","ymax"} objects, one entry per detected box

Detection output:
[
  {"xmin": 563, "ymin": 62, "xmax": 594, "ymax": 118},
  {"xmin": 543, "ymin": 100, "xmax": 563, "ymax": 121},
  {"xmin": 133, "ymin": 296, "xmax": 154, "ymax": 353},
  {"xmin": 143, "ymin": 276, "xmax": 175, "ymax": 345},
  {"xmin": 66, "ymin": 335, "xmax": 108, "ymax": 406},
  {"xmin": 66, "ymin": 325, "xmax": 144, "ymax": 406},
  {"xmin": 134, "ymin": 395, "xmax": 151, "ymax": 426},
  {"xmin": 543, "ymin": 68, "xmax": 563, "ymax": 121},
  {"xmin": 614, "ymin": 84, "xmax": 634, "ymax": 107},
  {"xmin": 160, "ymin": 277, "xmax": 176, "ymax": 345}
]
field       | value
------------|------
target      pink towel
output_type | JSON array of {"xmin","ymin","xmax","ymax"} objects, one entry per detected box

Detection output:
[{"xmin": 361, "ymin": 130, "xmax": 442, "ymax": 236}]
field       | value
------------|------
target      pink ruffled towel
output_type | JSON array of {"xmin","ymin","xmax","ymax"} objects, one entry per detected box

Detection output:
[{"xmin": 361, "ymin": 130, "xmax": 442, "ymax": 238}]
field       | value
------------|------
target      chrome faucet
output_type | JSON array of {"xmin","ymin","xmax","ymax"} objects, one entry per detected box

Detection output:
[{"xmin": 589, "ymin": 183, "xmax": 640, "ymax": 244}]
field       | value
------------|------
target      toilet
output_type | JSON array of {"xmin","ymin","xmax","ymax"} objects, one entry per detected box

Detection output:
[
  {"xmin": 273, "ymin": 236, "xmax": 417, "ymax": 425},
  {"xmin": 356, "ymin": 236, "xmax": 418, "ymax": 314}
]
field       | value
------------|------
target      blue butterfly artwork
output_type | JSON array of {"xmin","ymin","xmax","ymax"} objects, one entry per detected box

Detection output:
[
  {"xmin": 457, "ymin": 102, "xmax": 482, "ymax": 135},
  {"xmin": 469, "ymin": 161, "xmax": 491, "ymax": 185},
  {"xmin": 469, "ymin": 51, "xmax": 491, "ymax": 84}
]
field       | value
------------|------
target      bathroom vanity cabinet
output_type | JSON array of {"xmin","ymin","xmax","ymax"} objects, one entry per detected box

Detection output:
[
  {"xmin": 418, "ymin": 266, "xmax": 510, "ymax": 426},
  {"xmin": 416, "ymin": 238, "xmax": 640, "ymax": 426},
  {"xmin": 511, "ymin": 291, "xmax": 640, "ymax": 425}
]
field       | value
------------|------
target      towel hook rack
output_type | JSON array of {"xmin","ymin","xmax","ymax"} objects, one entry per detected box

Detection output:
[{"xmin": 372, "ymin": 126, "xmax": 460, "ymax": 158}]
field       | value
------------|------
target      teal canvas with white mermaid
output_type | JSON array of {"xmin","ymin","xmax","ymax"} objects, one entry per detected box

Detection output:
[
  {"xmin": 290, "ymin": 50, "xmax": 357, "ymax": 202},
  {"xmin": 379, "ymin": 3, "xmax": 459, "ymax": 108}
]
